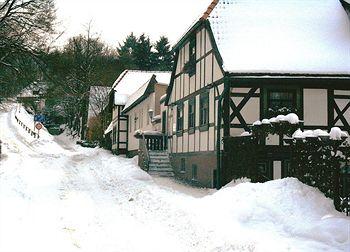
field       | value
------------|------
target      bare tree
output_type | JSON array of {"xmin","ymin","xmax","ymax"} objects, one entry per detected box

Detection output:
[
  {"xmin": 89, "ymin": 86, "xmax": 111, "ymax": 118},
  {"xmin": 0, "ymin": 0, "xmax": 55, "ymax": 97},
  {"xmin": 45, "ymin": 24, "xmax": 114, "ymax": 139}
]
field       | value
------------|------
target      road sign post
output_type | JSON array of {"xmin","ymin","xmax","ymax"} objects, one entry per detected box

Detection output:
[{"xmin": 35, "ymin": 122, "xmax": 43, "ymax": 138}]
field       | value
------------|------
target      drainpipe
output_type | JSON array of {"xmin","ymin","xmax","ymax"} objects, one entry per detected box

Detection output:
[{"xmin": 214, "ymin": 85, "xmax": 225, "ymax": 189}]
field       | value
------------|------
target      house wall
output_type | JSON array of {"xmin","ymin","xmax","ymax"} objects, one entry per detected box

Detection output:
[
  {"xmin": 154, "ymin": 84, "xmax": 168, "ymax": 116},
  {"xmin": 111, "ymin": 105, "xmax": 128, "ymax": 154},
  {"xmin": 304, "ymin": 89, "xmax": 328, "ymax": 127},
  {"xmin": 167, "ymin": 25, "xmax": 225, "ymax": 187},
  {"xmin": 227, "ymin": 87, "xmax": 349, "ymax": 137},
  {"xmin": 125, "ymin": 93, "xmax": 156, "ymax": 153},
  {"xmin": 333, "ymin": 89, "xmax": 350, "ymax": 135}
]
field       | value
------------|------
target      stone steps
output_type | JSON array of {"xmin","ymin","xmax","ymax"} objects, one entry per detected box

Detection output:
[{"xmin": 147, "ymin": 150, "xmax": 174, "ymax": 177}]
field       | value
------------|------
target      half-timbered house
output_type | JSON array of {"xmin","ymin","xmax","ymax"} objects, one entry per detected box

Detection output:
[
  {"xmin": 105, "ymin": 70, "xmax": 170, "ymax": 156},
  {"xmin": 164, "ymin": 0, "xmax": 350, "ymax": 188},
  {"xmin": 122, "ymin": 74, "xmax": 170, "ymax": 156}
]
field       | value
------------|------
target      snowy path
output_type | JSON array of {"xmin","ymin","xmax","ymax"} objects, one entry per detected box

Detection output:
[{"xmin": 0, "ymin": 104, "xmax": 349, "ymax": 252}]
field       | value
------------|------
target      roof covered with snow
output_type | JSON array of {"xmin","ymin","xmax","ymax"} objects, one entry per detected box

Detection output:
[
  {"xmin": 104, "ymin": 121, "xmax": 113, "ymax": 135},
  {"xmin": 112, "ymin": 70, "xmax": 171, "ymax": 97},
  {"xmin": 183, "ymin": 0, "xmax": 350, "ymax": 75},
  {"xmin": 122, "ymin": 80, "xmax": 152, "ymax": 113},
  {"xmin": 122, "ymin": 75, "xmax": 170, "ymax": 113},
  {"xmin": 111, "ymin": 70, "xmax": 170, "ymax": 109}
]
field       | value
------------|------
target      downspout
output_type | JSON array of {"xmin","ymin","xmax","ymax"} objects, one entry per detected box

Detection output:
[
  {"xmin": 215, "ymin": 88, "xmax": 223, "ymax": 189},
  {"xmin": 215, "ymin": 77, "xmax": 230, "ymax": 189}
]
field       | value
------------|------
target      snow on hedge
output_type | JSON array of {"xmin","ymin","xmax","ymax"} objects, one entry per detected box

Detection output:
[
  {"xmin": 293, "ymin": 127, "xmax": 348, "ymax": 140},
  {"xmin": 253, "ymin": 113, "xmax": 300, "ymax": 127}
]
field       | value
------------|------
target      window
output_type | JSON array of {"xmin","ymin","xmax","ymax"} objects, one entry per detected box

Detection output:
[
  {"xmin": 112, "ymin": 126, "xmax": 117, "ymax": 144},
  {"xmin": 134, "ymin": 115, "xmax": 138, "ymax": 131},
  {"xmin": 267, "ymin": 90, "xmax": 296, "ymax": 116},
  {"xmin": 147, "ymin": 106, "xmax": 150, "ymax": 125},
  {"xmin": 200, "ymin": 93, "xmax": 209, "ymax": 127},
  {"xmin": 188, "ymin": 98, "xmax": 196, "ymax": 131},
  {"xmin": 180, "ymin": 158, "xmax": 186, "ymax": 173},
  {"xmin": 176, "ymin": 104, "xmax": 184, "ymax": 132},
  {"xmin": 189, "ymin": 37, "xmax": 196, "ymax": 62},
  {"xmin": 186, "ymin": 36, "xmax": 196, "ymax": 76},
  {"xmin": 192, "ymin": 164, "xmax": 198, "ymax": 180}
]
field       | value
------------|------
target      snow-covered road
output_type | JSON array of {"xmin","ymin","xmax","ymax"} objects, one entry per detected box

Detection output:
[{"xmin": 0, "ymin": 104, "xmax": 349, "ymax": 252}]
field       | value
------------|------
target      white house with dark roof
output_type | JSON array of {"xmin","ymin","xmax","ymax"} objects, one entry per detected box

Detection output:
[
  {"xmin": 164, "ymin": 0, "xmax": 350, "ymax": 188},
  {"xmin": 105, "ymin": 70, "xmax": 171, "ymax": 156}
]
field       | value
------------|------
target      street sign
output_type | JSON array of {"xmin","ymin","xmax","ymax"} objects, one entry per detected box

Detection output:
[
  {"xmin": 34, "ymin": 114, "xmax": 45, "ymax": 123},
  {"xmin": 35, "ymin": 123, "xmax": 43, "ymax": 131}
]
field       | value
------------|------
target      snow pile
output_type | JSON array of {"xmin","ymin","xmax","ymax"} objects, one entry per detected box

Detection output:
[
  {"xmin": 292, "ymin": 127, "xmax": 348, "ymax": 140},
  {"xmin": 134, "ymin": 129, "xmax": 163, "ymax": 137},
  {"xmin": 12, "ymin": 105, "xmax": 68, "ymax": 155},
  {"xmin": 114, "ymin": 93, "xmax": 128, "ymax": 106},
  {"xmin": 198, "ymin": 178, "xmax": 350, "ymax": 251},
  {"xmin": 208, "ymin": 0, "xmax": 350, "ymax": 74},
  {"xmin": 330, "ymin": 127, "xmax": 349, "ymax": 140},
  {"xmin": 240, "ymin": 131, "xmax": 252, "ymax": 137},
  {"xmin": 252, "ymin": 113, "xmax": 300, "ymax": 127}
]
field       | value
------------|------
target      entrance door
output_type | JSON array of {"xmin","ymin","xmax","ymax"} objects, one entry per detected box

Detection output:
[{"xmin": 257, "ymin": 161, "xmax": 273, "ymax": 182}]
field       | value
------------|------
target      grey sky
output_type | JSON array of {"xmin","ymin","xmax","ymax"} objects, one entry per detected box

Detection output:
[{"xmin": 55, "ymin": 0, "xmax": 211, "ymax": 47}]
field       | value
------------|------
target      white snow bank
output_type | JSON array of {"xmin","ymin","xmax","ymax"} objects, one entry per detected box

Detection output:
[
  {"xmin": 199, "ymin": 178, "xmax": 350, "ymax": 251},
  {"xmin": 11, "ymin": 105, "xmax": 69, "ymax": 155}
]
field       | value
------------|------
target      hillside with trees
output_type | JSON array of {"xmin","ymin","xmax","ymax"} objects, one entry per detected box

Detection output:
[{"xmin": 0, "ymin": 0, "xmax": 174, "ymax": 139}]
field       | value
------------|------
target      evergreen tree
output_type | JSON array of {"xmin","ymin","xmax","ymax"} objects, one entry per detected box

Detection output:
[
  {"xmin": 134, "ymin": 34, "xmax": 153, "ymax": 70},
  {"xmin": 117, "ymin": 33, "xmax": 137, "ymax": 69},
  {"xmin": 154, "ymin": 36, "xmax": 173, "ymax": 71},
  {"xmin": 117, "ymin": 34, "xmax": 174, "ymax": 71}
]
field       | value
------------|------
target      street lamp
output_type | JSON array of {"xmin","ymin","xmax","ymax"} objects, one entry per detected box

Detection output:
[{"xmin": 148, "ymin": 109, "xmax": 154, "ymax": 121}]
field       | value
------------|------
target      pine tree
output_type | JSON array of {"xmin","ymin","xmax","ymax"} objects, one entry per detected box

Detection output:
[
  {"xmin": 134, "ymin": 34, "xmax": 153, "ymax": 70},
  {"xmin": 117, "ymin": 33, "xmax": 137, "ymax": 69},
  {"xmin": 154, "ymin": 36, "xmax": 174, "ymax": 71}
]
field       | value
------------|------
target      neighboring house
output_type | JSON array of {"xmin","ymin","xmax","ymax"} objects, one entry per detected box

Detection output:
[
  {"xmin": 164, "ymin": 0, "xmax": 350, "ymax": 188},
  {"xmin": 106, "ymin": 70, "xmax": 171, "ymax": 156},
  {"xmin": 17, "ymin": 82, "xmax": 47, "ymax": 112},
  {"xmin": 122, "ymin": 75, "xmax": 170, "ymax": 156}
]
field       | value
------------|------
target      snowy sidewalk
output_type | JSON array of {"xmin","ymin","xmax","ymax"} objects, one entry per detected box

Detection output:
[{"xmin": 0, "ymin": 105, "xmax": 349, "ymax": 252}]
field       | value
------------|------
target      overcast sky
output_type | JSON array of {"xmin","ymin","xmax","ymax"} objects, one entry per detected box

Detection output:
[{"xmin": 55, "ymin": 0, "xmax": 211, "ymax": 47}]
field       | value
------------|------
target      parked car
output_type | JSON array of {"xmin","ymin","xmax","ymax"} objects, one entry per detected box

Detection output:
[
  {"xmin": 76, "ymin": 140, "xmax": 99, "ymax": 148},
  {"xmin": 47, "ymin": 124, "xmax": 63, "ymax": 135}
]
